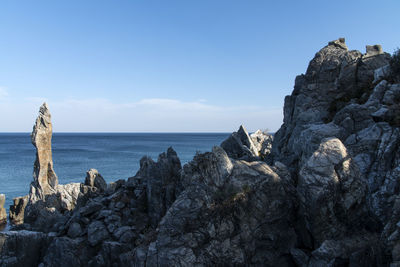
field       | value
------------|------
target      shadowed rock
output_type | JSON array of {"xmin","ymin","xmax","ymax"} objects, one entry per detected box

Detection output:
[
  {"xmin": 84, "ymin": 169, "xmax": 107, "ymax": 192},
  {"xmin": 9, "ymin": 195, "xmax": 28, "ymax": 225}
]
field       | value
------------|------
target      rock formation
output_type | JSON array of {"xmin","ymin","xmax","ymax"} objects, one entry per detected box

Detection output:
[
  {"xmin": 30, "ymin": 102, "xmax": 58, "ymax": 197},
  {"xmin": 9, "ymin": 195, "xmax": 28, "ymax": 225},
  {"xmin": 221, "ymin": 125, "xmax": 273, "ymax": 160},
  {"xmin": 0, "ymin": 194, "xmax": 6, "ymax": 225},
  {"xmin": 2, "ymin": 38, "xmax": 400, "ymax": 266},
  {"xmin": 84, "ymin": 169, "xmax": 107, "ymax": 192}
]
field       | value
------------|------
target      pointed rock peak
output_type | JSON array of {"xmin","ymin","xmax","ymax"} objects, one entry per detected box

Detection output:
[
  {"xmin": 237, "ymin": 125, "xmax": 249, "ymax": 136},
  {"xmin": 328, "ymin": 38, "xmax": 348, "ymax": 50},
  {"xmin": 31, "ymin": 103, "xmax": 58, "ymax": 194}
]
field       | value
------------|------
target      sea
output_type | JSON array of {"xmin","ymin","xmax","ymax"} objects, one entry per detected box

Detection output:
[{"xmin": 0, "ymin": 133, "xmax": 229, "ymax": 215}]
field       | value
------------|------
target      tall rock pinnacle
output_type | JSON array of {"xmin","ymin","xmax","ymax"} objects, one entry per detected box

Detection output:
[{"xmin": 31, "ymin": 102, "xmax": 58, "ymax": 195}]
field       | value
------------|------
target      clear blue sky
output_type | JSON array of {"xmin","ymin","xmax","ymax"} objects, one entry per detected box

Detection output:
[{"xmin": 0, "ymin": 0, "xmax": 399, "ymax": 132}]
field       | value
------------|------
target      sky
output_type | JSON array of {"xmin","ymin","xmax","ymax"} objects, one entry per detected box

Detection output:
[{"xmin": 0, "ymin": 0, "xmax": 399, "ymax": 132}]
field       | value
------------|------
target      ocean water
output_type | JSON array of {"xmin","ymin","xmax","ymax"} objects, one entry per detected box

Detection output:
[{"xmin": 0, "ymin": 133, "xmax": 229, "ymax": 214}]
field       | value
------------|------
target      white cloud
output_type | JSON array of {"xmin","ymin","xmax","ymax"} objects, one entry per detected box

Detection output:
[{"xmin": 0, "ymin": 97, "xmax": 284, "ymax": 132}]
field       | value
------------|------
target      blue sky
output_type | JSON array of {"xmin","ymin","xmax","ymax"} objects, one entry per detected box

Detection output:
[{"xmin": 0, "ymin": 0, "xmax": 399, "ymax": 132}]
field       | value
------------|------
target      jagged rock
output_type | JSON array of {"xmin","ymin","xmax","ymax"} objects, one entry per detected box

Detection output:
[
  {"xmin": 133, "ymin": 147, "xmax": 182, "ymax": 227},
  {"xmin": 30, "ymin": 102, "xmax": 58, "ymax": 197},
  {"xmin": 3, "ymin": 39, "xmax": 400, "ymax": 266},
  {"xmin": 9, "ymin": 195, "xmax": 28, "ymax": 225},
  {"xmin": 250, "ymin": 129, "xmax": 273, "ymax": 158},
  {"xmin": 0, "ymin": 194, "xmax": 6, "ymax": 225},
  {"xmin": 298, "ymin": 138, "xmax": 367, "ymax": 246},
  {"xmin": 373, "ymin": 64, "xmax": 391, "ymax": 83},
  {"xmin": 150, "ymin": 147, "xmax": 297, "ymax": 266},
  {"xmin": 221, "ymin": 125, "xmax": 272, "ymax": 160},
  {"xmin": 84, "ymin": 169, "xmax": 107, "ymax": 192},
  {"xmin": 272, "ymin": 38, "xmax": 390, "ymax": 172}
]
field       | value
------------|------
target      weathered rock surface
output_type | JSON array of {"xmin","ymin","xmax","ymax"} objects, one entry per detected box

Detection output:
[
  {"xmin": 9, "ymin": 195, "xmax": 28, "ymax": 225},
  {"xmin": 84, "ymin": 169, "xmax": 107, "ymax": 192},
  {"xmin": 297, "ymin": 138, "xmax": 368, "ymax": 246},
  {"xmin": 221, "ymin": 125, "xmax": 273, "ymax": 160},
  {"xmin": 132, "ymin": 147, "xmax": 182, "ymax": 227},
  {"xmin": 2, "ymin": 38, "xmax": 400, "ymax": 266},
  {"xmin": 30, "ymin": 102, "xmax": 58, "ymax": 197},
  {"xmin": 0, "ymin": 194, "xmax": 6, "ymax": 225}
]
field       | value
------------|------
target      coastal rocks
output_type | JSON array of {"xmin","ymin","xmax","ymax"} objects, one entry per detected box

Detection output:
[
  {"xmin": 133, "ymin": 147, "xmax": 182, "ymax": 227},
  {"xmin": 30, "ymin": 102, "xmax": 58, "ymax": 198},
  {"xmin": 84, "ymin": 169, "xmax": 107, "ymax": 192},
  {"xmin": 221, "ymin": 125, "xmax": 272, "ymax": 160},
  {"xmin": 0, "ymin": 194, "xmax": 6, "ymax": 225},
  {"xmin": 0, "ymin": 230, "xmax": 51, "ymax": 266},
  {"xmin": 148, "ymin": 147, "xmax": 297, "ymax": 266},
  {"xmin": 250, "ymin": 129, "xmax": 273, "ymax": 158},
  {"xmin": 298, "ymin": 138, "xmax": 367, "ymax": 246},
  {"xmin": 3, "ymin": 38, "xmax": 400, "ymax": 266},
  {"xmin": 272, "ymin": 38, "xmax": 390, "ymax": 172},
  {"xmin": 9, "ymin": 195, "xmax": 28, "ymax": 225}
]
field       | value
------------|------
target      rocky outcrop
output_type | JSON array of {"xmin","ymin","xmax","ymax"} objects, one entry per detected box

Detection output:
[
  {"xmin": 0, "ymin": 194, "xmax": 6, "ymax": 225},
  {"xmin": 9, "ymin": 195, "xmax": 28, "ymax": 225},
  {"xmin": 272, "ymin": 38, "xmax": 391, "ymax": 171},
  {"xmin": 2, "ymin": 38, "xmax": 400, "ymax": 266},
  {"xmin": 10, "ymin": 104, "xmax": 98, "ymax": 231},
  {"xmin": 132, "ymin": 147, "xmax": 182, "ymax": 227},
  {"xmin": 84, "ymin": 169, "xmax": 107, "ymax": 192},
  {"xmin": 147, "ymin": 147, "xmax": 297, "ymax": 266},
  {"xmin": 297, "ymin": 138, "xmax": 368, "ymax": 247},
  {"xmin": 221, "ymin": 125, "xmax": 273, "ymax": 160},
  {"xmin": 30, "ymin": 102, "xmax": 58, "ymax": 198}
]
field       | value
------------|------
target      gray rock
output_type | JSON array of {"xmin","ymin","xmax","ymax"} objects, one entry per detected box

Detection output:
[
  {"xmin": 84, "ymin": 169, "xmax": 107, "ymax": 192},
  {"xmin": 67, "ymin": 222, "xmax": 82, "ymax": 238},
  {"xmin": 133, "ymin": 147, "xmax": 182, "ymax": 227},
  {"xmin": 0, "ymin": 231, "xmax": 51, "ymax": 266},
  {"xmin": 87, "ymin": 221, "xmax": 109, "ymax": 246},
  {"xmin": 80, "ymin": 201, "xmax": 103, "ymax": 216},
  {"xmin": 220, "ymin": 125, "xmax": 260, "ymax": 160},
  {"xmin": 298, "ymin": 138, "xmax": 367, "ymax": 246}
]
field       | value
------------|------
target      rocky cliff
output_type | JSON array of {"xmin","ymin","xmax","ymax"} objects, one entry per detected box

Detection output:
[{"xmin": 1, "ymin": 38, "xmax": 400, "ymax": 266}]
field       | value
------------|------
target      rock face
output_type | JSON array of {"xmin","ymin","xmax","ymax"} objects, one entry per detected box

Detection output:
[
  {"xmin": 9, "ymin": 195, "xmax": 28, "ymax": 225},
  {"xmin": 297, "ymin": 138, "xmax": 367, "ymax": 247},
  {"xmin": 2, "ymin": 38, "xmax": 400, "ymax": 266},
  {"xmin": 0, "ymin": 194, "xmax": 6, "ymax": 225},
  {"xmin": 84, "ymin": 169, "xmax": 107, "ymax": 192},
  {"xmin": 10, "ymin": 104, "xmax": 97, "ymax": 231},
  {"xmin": 132, "ymin": 147, "xmax": 182, "ymax": 227},
  {"xmin": 30, "ymin": 102, "xmax": 58, "ymax": 197},
  {"xmin": 221, "ymin": 125, "xmax": 273, "ymax": 160}
]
